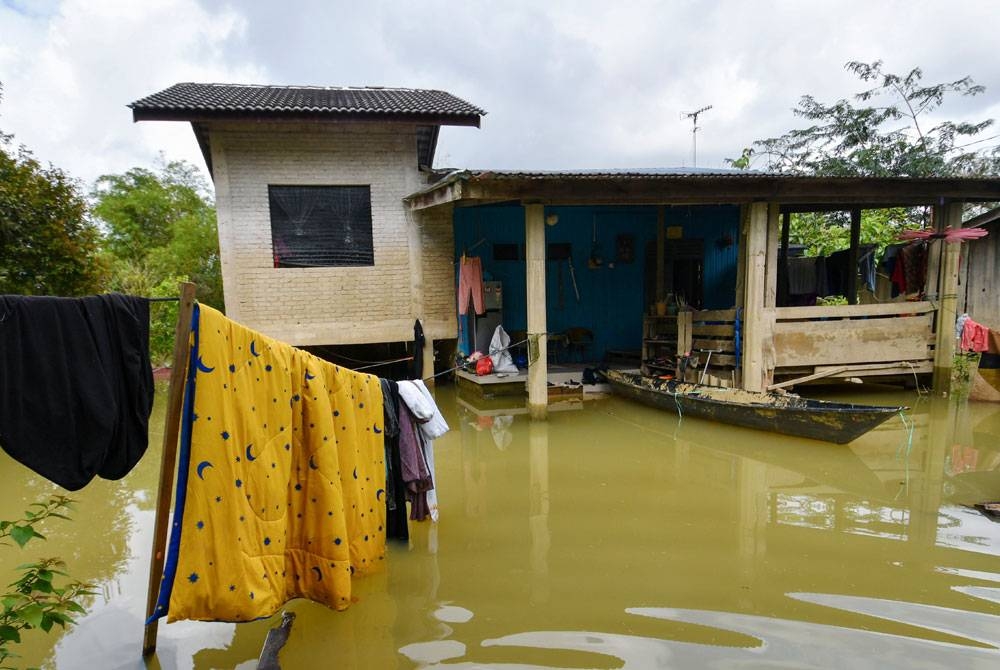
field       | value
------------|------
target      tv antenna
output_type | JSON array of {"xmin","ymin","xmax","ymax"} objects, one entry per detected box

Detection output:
[{"xmin": 681, "ymin": 105, "xmax": 712, "ymax": 167}]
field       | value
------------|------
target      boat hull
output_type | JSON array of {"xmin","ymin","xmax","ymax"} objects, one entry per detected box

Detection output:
[{"xmin": 603, "ymin": 370, "xmax": 903, "ymax": 444}]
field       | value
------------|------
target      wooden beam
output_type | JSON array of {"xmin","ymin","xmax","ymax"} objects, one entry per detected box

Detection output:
[
  {"xmin": 778, "ymin": 211, "xmax": 791, "ymax": 306},
  {"xmin": 742, "ymin": 202, "xmax": 769, "ymax": 391},
  {"xmin": 764, "ymin": 203, "xmax": 780, "ymax": 308},
  {"xmin": 407, "ymin": 179, "xmax": 464, "ymax": 211},
  {"xmin": 847, "ymin": 208, "xmax": 861, "ymax": 304},
  {"xmin": 933, "ymin": 202, "xmax": 964, "ymax": 393},
  {"xmin": 525, "ymin": 204, "xmax": 548, "ymax": 419},
  {"xmin": 143, "ymin": 282, "xmax": 197, "ymax": 656},
  {"xmin": 407, "ymin": 174, "xmax": 1000, "ymax": 209},
  {"xmin": 768, "ymin": 366, "xmax": 849, "ymax": 390}
]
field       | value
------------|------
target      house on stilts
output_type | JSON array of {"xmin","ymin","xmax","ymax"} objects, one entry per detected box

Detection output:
[{"xmin": 130, "ymin": 83, "xmax": 1000, "ymax": 418}]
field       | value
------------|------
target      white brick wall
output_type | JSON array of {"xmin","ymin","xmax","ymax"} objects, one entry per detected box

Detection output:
[{"xmin": 208, "ymin": 121, "xmax": 457, "ymax": 346}]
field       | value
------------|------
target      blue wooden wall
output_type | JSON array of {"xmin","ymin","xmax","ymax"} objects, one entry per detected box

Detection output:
[{"xmin": 453, "ymin": 204, "xmax": 739, "ymax": 358}]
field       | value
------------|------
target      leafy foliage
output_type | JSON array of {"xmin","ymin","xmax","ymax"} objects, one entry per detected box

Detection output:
[
  {"xmin": 0, "ymin": 86, "xmax": 106, "ymax": 296},
  {"xmin": 0, "ymin": 497, "xmax": 93, "ymax": 669},
  {"xmin": 728, "ymin": 61, "xmax": 998, "ymax": 262},
  {"xmin": 92, "ymin": 160, "xmax": 223, "ymax": 309},
  {"xmin": 92, "ymin": 160, "xmax": 222, "ymax": 363},
  {"xmin": 744, "ymin": 60, "xmax": 999, "ymax": 177}
]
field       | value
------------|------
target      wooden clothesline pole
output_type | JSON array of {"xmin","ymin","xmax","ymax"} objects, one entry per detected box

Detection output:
[{"xmin": 142, "ymin": 281, "xmax": 197, "ymax": 657}]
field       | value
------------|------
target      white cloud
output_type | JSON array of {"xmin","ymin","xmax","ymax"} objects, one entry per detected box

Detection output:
[{"xmin": 1, "ymin": 0, "xmax": 997, "ymax": 186}]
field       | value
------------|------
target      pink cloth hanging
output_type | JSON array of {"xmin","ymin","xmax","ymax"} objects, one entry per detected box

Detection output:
[
  {"xmin": 961, "ymin": 317, "xmax": 990, "ymax": 353},
  {"xmin": 458, "ymin": 256, "xmax": 485, "ymax": 315}
]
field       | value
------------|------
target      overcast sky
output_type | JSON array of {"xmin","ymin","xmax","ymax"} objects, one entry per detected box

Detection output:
[{"xmin": 1, "ymin": 0, "xmax": 998, "ymax": 189}]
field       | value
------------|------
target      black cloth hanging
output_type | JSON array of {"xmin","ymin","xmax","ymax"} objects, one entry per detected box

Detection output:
[
  {"xmin": 412, "ymin": 319, "xmax": 425, "ymax": 379},
  {"xmin": 379, "ymin": 378, "xmax": 409, "ymax": 541},
  {"xmin": 0, "ymin": 294, "xmax": 154, "ymax": 490}
]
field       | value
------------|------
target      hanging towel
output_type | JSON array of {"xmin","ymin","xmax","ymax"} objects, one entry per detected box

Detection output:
[
  {"xmin": 150, "ymin": 304, "xmax": 385, "ymax": 623},
  {"xmin": 398, "ymin": 380, "xmax": 449, "ymax": 522},
  {"xmin": 0, "ymin": 294, "xmax": 153, "ymax": 491}
]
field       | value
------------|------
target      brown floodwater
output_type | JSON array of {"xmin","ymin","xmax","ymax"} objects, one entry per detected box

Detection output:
[{"xmin": 3, "ymin": 381, "xmax": 1000, "ymax": 669}]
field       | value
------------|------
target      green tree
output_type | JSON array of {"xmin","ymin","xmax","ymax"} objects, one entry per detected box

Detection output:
[
  {"xmin": 729, "ymin": 61, "xmax": 999, "ymax": 261},
  {"xmin": 0, "ymin": 85, "xmax": 106, "ymax": 296},
  {"xmin": 745, "ymin": 60, "xmax": 999, "ymax": 177},
  {"xmin": 0, "ymin": 497, "xmax": 93, "ymax": 669},
  {"xmin": 92, "ymin": 160, "xmax": 223, "ymax": 309}
]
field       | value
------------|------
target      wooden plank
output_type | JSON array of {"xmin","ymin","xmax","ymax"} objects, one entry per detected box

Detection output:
[
  {"xmin": 773, "ymin": 314, "xmax": 932, "ymax": 367},
  {"xmin": 143, "ymin": 282, "xmax": 197, "ymax": 656},
  {"xmin": 814, "ymin": 361, "xmax": 934, "ymax": 374},
  {"xmin": 692, "ymin": 337, "xmax": 736, "ymax": 351},
  {"xmin": 768, "ymin": 366, "xmax": 849, "ymax": 390},
  {"xmin": 693, "ymin": 308, "xmax": 738, "ymax": 322},
  {"xmin": 774, "ymin": 301, "xmax": 934, "ymax": 320},
  {"xmin": 678, "ymin": 310, "xmax": 693, "ymax": 355},
  {"xmin": 690, "ymin": 324, "xmax": 736, "ymax": 337},
  {"xmin": 702, "ymin": 354, "xmax": 737, "ymax": 367}
]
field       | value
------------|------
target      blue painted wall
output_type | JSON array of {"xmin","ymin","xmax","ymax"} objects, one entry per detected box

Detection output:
[{"xmin": 454, "ymin": 204, "xmax": 739, "ymax": 358}]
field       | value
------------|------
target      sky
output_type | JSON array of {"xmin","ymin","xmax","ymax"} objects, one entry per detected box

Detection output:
[{"xmin": 1, "ymin": 0, "xmax": 999, "ymax": 190}]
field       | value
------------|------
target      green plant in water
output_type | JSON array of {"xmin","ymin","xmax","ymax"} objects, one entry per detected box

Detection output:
[
  {"xmin": 0, "ymin": 496, "xmax": 93, "ymax": 669},
  {"xmin": 951, "ymin": 351, "xmax": 981, "ymax": 400}
]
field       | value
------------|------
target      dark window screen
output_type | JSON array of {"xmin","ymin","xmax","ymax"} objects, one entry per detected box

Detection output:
[{"xmin": 269, "ymin": 185, "xmax": 374, "ymax": 267}]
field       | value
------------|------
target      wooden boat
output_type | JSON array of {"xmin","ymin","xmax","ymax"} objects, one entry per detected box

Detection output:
[{"xmin": 600, "ymin": 369, "xmax": 904, "ymax": 444}]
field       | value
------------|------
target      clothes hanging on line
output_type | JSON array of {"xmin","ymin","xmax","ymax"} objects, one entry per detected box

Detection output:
[
  {"xmin": 380, "ymin": 378, "xmax": 409, "ymax": 542},
  {"xmin": 397, "ymin": 380, "xmax": 449, "ymax": 522},
  {"xmin": 0, "ymin": 294, "xmax": 153, "ymax": 491},
  {"xmin": 150, "ymin": 304, "xmax": 386, "ymax": 624},
  {"xmin": 958, "ymin": 314, "xmax": 990, "ymax": 353},
  {"xmin": 458, "ymin": 255, "xmax": 485, "ymax": 315}
]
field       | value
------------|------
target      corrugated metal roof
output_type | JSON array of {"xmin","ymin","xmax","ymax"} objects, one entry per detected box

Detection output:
[
  {"xmin": 129, "ymin": 83, "xmax": 485, "ymax": 118},
  {"xmin": 454, "ymin": 168, "xmax": 1000, "ymax": 181}
]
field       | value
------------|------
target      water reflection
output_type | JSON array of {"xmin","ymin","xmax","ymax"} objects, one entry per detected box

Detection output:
[{"xmin": 2, "ymin": 384, "xmax": 1000, "ymax": 668}]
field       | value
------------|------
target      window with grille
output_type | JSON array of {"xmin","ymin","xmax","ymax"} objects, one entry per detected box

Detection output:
[{"xmin": 269, "ymin": 185, "xmax": 374, "ymax": 268}]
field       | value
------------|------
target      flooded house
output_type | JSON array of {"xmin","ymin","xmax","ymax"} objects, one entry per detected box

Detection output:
[{"xmin": 130, "ymin": 84, "xmax": 1000, "ymax": 418}]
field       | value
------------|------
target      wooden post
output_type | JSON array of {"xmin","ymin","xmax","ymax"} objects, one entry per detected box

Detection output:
[
  {"xmin": 143, "ymin": 282, "xmax": 197, "ymax": 656},
  {"xmin": 778, "ymin": 211, "xmax": 791, "ymax": 306},
  {"xmin": 932, "ymin": 202, "xmax": 964, "ymax": 393},
  {"xmin": 525, "ymin": 204, "xmax": 548, "ymax": 419},
  {"xmin": 847, "ymin": 208, "xmax": 861, "ymax": 304},
  {"xmin": 764, "ymin": 203, "xmax": 780, "ymax": 309},
  {"xmin": 742, "ymin": 203, "xmax": 769, "ymax": 392},
  {"xmin": 656, "ymin": 206, "xmax": 666, "ymax": 302},
  {"xmin": 734, "ymin": 205, "xmax": 749, "ymax": 389}
]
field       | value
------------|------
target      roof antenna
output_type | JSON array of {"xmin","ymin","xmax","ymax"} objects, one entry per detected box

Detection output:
[{"xmin": 680, "ymin": 105, "xmax": 712, "ymax": 168}]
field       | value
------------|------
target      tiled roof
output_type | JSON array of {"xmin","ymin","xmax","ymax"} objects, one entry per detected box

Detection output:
[{"xmin": 129, "ymin": 83, "xmax": 485, "ymax": 121}]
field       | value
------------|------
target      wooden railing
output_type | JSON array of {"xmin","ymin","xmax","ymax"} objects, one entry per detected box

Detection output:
[
  {"xmin": 672, "ymin": 302, "xmax": 935, "ymax": 387},
  {"xmin": 771, "ymin": 301, "xmax": 935, "ymax": 380},
  {"xmin": 677, "ymin": 309, "xmax": 738, "ymax": 385}
]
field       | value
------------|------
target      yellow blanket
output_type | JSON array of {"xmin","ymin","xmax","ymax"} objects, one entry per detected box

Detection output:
[{"xmin": 160, "ymin": 304, "xmax": 385, "ymax": 622}]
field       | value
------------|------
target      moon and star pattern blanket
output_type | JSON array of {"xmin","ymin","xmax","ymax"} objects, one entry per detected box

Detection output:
[{"xmin": 151, "ymin": 304, "xmax": 386, "ymax": 623}]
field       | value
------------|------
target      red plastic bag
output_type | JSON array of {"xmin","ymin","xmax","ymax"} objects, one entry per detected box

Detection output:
[{"xmin": 475, "ymin": 357, "xmax": 494, "ymax": 376}]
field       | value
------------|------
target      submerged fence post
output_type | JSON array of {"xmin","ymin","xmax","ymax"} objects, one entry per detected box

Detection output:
[{"xmin": 142, "ymin": 281, "xmax": 197, "ymax": 657}]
